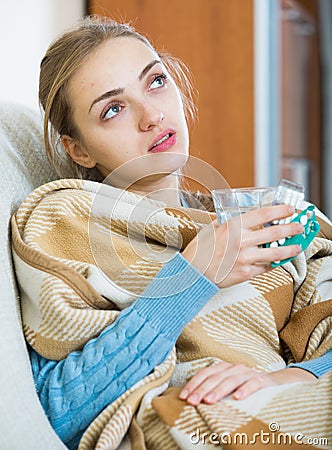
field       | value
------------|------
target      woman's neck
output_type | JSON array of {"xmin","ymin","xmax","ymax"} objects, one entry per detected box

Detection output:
[{"xmin": 129, "ymin": 172, "xmax": 181, "ymax": 207}]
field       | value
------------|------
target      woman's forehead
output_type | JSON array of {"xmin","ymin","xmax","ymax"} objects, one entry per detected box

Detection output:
[{"xmin": 77, "ymin": 37, "xmax": 157, "ymax": 82}]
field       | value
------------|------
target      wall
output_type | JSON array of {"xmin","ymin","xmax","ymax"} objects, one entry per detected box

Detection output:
[{"xmin": 0, "ymin": 0, "xmax": 85, "ymax": 111}]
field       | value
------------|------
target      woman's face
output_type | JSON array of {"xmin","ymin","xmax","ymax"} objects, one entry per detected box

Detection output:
[{"xmin": 64, "ymin": 37, "xmax": 189, "ymax": 188}]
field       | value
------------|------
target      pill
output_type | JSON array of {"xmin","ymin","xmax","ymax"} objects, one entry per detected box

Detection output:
[{"xmin": 300, "ymin": 215, "xmax": 308, "ymax": 225}]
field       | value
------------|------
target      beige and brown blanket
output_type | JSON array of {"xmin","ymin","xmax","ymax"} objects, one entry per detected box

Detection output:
[{"xmin": 11, "ymin": 179, "xmax": 332, "ymax": 449}]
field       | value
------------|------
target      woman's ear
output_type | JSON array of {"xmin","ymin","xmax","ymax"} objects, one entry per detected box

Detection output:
[{"xmin": 61, "ymin": 135, "xmax": 96, "ymax": 168}]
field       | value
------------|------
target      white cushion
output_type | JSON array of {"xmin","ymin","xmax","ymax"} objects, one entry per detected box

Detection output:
[{"xmin": 0, "ymin": 102, "xmax": 67, "ymax": 449}]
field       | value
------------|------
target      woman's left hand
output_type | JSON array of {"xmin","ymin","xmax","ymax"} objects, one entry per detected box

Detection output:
[{"xmin": 178, "ymin": 361, "xmax": 316, "ymax": 405}]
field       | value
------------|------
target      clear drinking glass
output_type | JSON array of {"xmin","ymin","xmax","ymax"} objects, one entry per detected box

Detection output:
[{"xmin": 211, "ymin": 187, "xmax": 277, "ymax": 225}]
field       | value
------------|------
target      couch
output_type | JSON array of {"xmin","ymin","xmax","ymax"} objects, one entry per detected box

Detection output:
[{"xmin": 0, "ymin": 102, "xmax": 68, "ymax": 449}]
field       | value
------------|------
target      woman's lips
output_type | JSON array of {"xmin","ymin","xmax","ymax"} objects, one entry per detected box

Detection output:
[{"xmin": 148, "ymin": 130, "xmax": 176, "ymax": 153}]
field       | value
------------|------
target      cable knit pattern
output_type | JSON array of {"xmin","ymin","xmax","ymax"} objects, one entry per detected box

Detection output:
[{"xmin": 290, "ymin": 348, "xmax": 332, "ymax": 377}]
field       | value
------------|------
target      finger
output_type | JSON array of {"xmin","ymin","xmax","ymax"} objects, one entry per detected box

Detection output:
[
  {"xmin": 186, "ymin": 373, "xmax": 231, "ymax": 405},
  {"xmin": 179, "ymin": 362, "xmax": 230, "ymax": 400},
  {"xmin": 202, "ymin": 368, "xmax": 258, "ymax": 404},
  {"xmin": 246, "ymin": 222, "xmax": 304, "ymax": 247},
  {"xmin": 233, "ymin": 374, "xmax": 273, "ymax": 400},
  {"xmin": 249, "ymin": 244, "xmax": 302, "ymax": 264},
  {"xmin": 240, "ymin": 205, "xmax": 295, "ymax": 230}
]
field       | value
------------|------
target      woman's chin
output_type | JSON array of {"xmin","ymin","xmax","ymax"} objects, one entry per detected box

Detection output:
[{"xmin": 149, "ymin": 150, "xmax": 188, "ymax": 173}]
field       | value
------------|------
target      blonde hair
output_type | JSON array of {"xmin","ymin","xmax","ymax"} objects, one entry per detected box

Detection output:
[{"xmin": 39, "ymin": 16, "xmax": 198, "ymax": 180}]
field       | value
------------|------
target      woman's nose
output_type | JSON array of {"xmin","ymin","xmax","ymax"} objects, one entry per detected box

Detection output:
[{"xmin": 138, "ymin": 103, "xmax": 164, "ymax": 131}]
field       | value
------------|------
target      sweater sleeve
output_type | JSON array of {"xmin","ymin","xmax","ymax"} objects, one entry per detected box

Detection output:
[
  {"xmin": 288, "ymin": 348, "xmax": 332, "ymax": 378},
  {"xmin": 30, "ymin": 252, "xmax": 218, "ymax": 450}
]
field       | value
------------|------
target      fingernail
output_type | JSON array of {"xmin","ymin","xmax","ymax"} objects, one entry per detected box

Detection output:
[
  {"xmin": 179, "ymin": 389, "xmax": 188, "ymax": 400},
  {"xmin": 296, "ymin": 245, "xmax": 302, "ymax": 253},
  {"xmin": 288, "ymin": 206, "xmax": 295, "ymax": 213},
  {"xmin": 187, "ymin": 394, "xmax": 199, "ymax": 404},
  {"xmin": 296, "ymin": 223, "xmax": 304, "ymax": 232},
  {"xmin": 233, "ymin": 390, "xmax": 243, "ymax": 400},
  {"xmin": 204, "ymin": 392, "xmax": 216, "ymax": 402}
]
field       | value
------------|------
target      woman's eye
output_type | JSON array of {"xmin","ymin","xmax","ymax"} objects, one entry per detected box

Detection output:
[
  {"xmin": 103, "ymin": 104, "xmax": 122, "ymax": 120},
  {"xmin": 150, "ymin": 74, "xmax": 167, "ymax": 90}
]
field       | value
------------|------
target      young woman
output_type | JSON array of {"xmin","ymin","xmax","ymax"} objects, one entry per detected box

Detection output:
[{"xmin": 17, "ymin": 16, "xmax": 331, "ymax": 450}]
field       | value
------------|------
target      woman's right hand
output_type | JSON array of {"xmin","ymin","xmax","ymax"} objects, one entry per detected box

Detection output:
[{"xmin": 182, "ymin": 204, "xmax": 303, "ymax": 288}]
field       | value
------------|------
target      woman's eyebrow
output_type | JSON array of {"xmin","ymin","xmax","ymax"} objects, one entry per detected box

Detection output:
[
  {"xmin": 89, "ymin": 59, "xmax": 161, "ymax": 113},
  {"xmin": 89, "ymin": 88, "xmax": 123, "ymax": 113},
  {"xmin": 138, "ymin": 59, "xmax": 160, "ymax": 80}
]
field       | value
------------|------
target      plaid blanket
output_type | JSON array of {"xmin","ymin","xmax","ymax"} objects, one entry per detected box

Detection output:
[{"xmin": 11, "ymin": 179, "xmax": 332, "ymax": 449}]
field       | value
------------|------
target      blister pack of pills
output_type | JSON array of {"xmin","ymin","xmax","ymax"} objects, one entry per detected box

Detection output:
[
  {"xmin": 272, "ymin": 179, "xmax": 305, "ymax": 210},
  {"xmin": 265, "ymin": 179, "xmax": 320, "ymax": 267}
]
